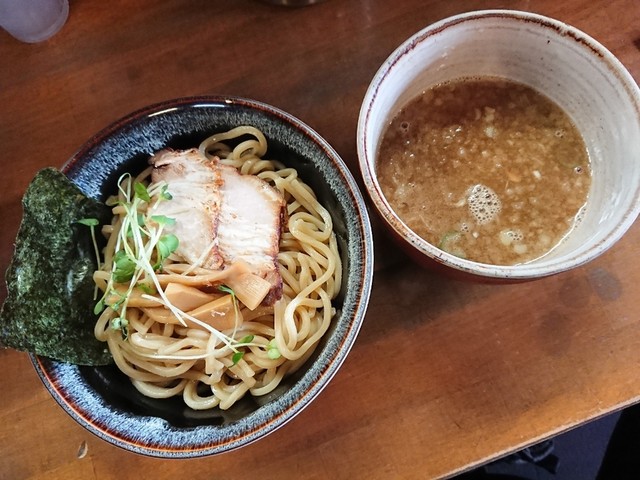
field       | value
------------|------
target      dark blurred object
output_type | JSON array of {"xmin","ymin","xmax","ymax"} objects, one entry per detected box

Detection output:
[
  {"xmin": 259, "ymin": 0, "xmax": 327, "ymax": 6},
  {"xmin": 596, "ymin": 405, "xmax": 640, "ymax": 479}
]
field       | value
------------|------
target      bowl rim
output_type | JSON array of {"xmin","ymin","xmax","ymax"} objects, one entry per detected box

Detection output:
[
  {"xmin": 357, "ymin": 9, "xmax": 640, "ymax": 280},
  {"xmin": 32, "ymin": 95, "xmax": 375, "ymax": 457}
]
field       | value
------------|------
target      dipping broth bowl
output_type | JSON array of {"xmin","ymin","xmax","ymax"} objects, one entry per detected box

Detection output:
[
  {"xmin": 31, "ymin": 96, "xmax": 374, "ymax": 457},
  {"xmin": 357, "ymin": 9, "xmax": 640, "ymax": 282}
]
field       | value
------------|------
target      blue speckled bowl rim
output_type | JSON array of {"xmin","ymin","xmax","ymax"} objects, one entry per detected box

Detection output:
[{"xmin": 29, "ymin": 95, "xmax": 374, "ymax": 458}]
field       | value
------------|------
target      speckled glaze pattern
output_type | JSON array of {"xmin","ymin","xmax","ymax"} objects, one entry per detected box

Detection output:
[
  {"xmin": 31, "ymin": 96, "xmax": 374, "ymax": 457},
  {"xmin": 357, "ymin": 10, "xmax": 640, "ymax": 282}
]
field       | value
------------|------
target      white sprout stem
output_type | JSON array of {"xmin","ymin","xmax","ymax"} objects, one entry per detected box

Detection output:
[
  {"xmin": 181, "ymin": 237, "xmax": 218, "ymax": 275},
  {"xmin": 147, "ymin": 180, "xmax": 167, "ymax": 198}
]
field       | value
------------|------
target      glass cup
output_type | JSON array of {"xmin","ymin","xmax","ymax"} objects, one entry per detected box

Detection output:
[{"xmin": 0, "ymin": 0, "xmax": 69, "ymax": 43}]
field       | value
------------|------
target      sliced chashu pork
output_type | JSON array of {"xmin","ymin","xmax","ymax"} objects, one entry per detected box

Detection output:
[
  {"xmin": 217, "ymin": 163, "xmax": 285, "ymax": 304},
  {"xmin": 149, "ymin": 148, "xmax": 224, "ymax": 270},
  {"xmin": 148, "ymin": 148, "xmax": 285, "ymax": 305}
]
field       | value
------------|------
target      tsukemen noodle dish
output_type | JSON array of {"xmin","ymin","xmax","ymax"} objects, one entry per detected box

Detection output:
[
  {"xmin": 95, "ymin": 126, "xmax": 341, "ymax": 410},
  {"xmin": 1, "ymin": 126, "xmax": 342, "ymax": 411}
]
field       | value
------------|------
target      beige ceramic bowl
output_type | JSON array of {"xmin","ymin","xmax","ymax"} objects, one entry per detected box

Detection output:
[{"xmin": 357, "ymin": 10, "xmax": 640, "ymax": 281}]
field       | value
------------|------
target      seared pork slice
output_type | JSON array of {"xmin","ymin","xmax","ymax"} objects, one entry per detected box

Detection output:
[
  {"xmin": 149, "ymin": 149, "xmax": 224, "ymax": 270},
  {"xmin": 217, "ymin": 164, "xmax": 286, "ymax": 304},
  {"xmin": 148, "ymin": 148, "xmax": 286, "ymax": 305}
]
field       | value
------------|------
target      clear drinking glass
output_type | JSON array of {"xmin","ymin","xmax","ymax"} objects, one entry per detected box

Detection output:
[{"xmin": 0, "ymin": 0, "xmax": 69, "ymax": 43}]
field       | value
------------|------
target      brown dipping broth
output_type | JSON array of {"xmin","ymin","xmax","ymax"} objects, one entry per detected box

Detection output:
[{"xmin": 377, "ymin": 78, "xmax": 591, "ymax": 265}]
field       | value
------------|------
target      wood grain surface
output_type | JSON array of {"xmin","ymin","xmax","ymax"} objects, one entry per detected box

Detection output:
[{"xmin": 1, "ymin": 0, "xmax": 639, "ymax": 478}]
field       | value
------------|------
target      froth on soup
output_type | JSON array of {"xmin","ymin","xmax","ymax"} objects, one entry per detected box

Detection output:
[{"xmin": 377, "ymin": 78, "xmax": 591, "ymax": 265}]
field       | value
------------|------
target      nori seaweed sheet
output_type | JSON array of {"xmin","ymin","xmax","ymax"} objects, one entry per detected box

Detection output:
[{"xmin": 0, "ymin": 168, "xmax": 114, "ymax": 365}]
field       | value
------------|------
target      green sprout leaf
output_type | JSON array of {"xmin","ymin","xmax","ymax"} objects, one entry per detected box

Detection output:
[
  {"xmin": 93, "ymin": 298, "xmax": 105, "ymax": 315},
  {"xmin": 134, "ymin": 182, "xmax": 151, "ymax": 202},
  {"xmin": 110, "ymin": 317, "xmax": 129, "ymax": 340},
  {"xmin": 267, "ymin": 339, "xmax": 281, "ymax": 359},
  {"xmin": 137, "ymin": 282, "xmax": 156, "ymax": 295},
  {"xmin": 155, "ymin": 234, "xmax": 179, "ymax": 267},
  {"xmin": 106, "ymin": 288, "xmax": 126, "ymax": 311},
  {"xmin": 112, "ymin": 250, "xmax": 136, "ymax": 283},
  {"xmin": 239, "ymin": 334, "xmax": 254, "ymax": 344},
  {"xmin": 150, "ymin": 215, "xmax": 176, "ymax": 227},
  {"xmin": 231, "ymin": 351, "xmax": 244, "ymax": 366},
  {"xmin": 77, "ymin": 218, "xmax": 99, "ymax": 227},
  {"xmin": 110, "ymin": 317, "xmax": 127, "ymax": 330},
  {"xmin": 218, "ymin": 285, "xmax": 234, "ymax": 296},
  {"xmin": 160, "ymin": 184, "xmax": 173, "ymax": 200},
  {"xmin": 437, "ymin": 230, "xmax": 466, "ymax": 259}
]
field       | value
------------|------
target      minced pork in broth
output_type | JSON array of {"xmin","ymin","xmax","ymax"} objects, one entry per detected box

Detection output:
[{"xmin": 377, "ymin": 78, "xmax": 591, "ymax": 265}]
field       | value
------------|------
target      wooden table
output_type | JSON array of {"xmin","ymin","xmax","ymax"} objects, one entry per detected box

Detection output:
[{"xmin": 1, "ymin": 1, "xmax": 639, "ymax": 478}]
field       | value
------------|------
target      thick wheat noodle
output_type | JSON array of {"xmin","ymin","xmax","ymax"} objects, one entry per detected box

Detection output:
[{"xmin": 93, "ymin": 126, "xmax": 341, "ymax": 410}]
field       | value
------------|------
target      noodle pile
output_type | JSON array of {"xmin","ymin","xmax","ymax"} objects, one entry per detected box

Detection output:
[{"xmin": 93, "ymin": 126, "xmax": 341, "ymax": 410}]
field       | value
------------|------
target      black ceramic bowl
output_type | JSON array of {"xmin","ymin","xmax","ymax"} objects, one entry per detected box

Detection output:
[{"xmin": 31, "ymin": 96, "xmax": 374, "ymax": 457}]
